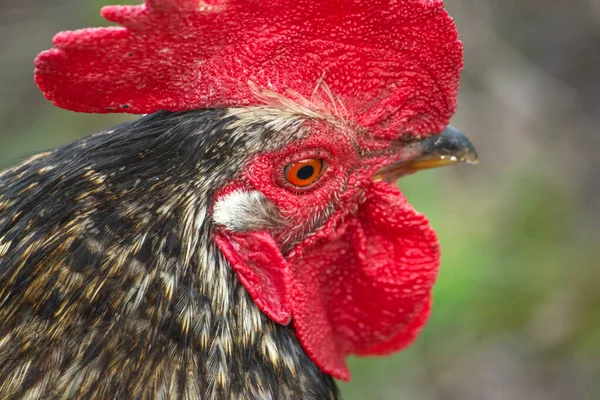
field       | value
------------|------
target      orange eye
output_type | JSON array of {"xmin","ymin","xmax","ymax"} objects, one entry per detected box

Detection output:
[{"xmin": 284, "ymin": 159, "xmax": 324, "ymax": 187}]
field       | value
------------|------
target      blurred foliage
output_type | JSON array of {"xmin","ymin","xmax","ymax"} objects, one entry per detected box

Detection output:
[{"xmin": 0, "ymin": 1, "xmax": 598, "ymax": 399}]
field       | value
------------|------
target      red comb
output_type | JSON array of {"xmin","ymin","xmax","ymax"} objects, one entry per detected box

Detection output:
[{"xmin": 35, "ymin": 0, "xmax": 462, "ymax": 138}]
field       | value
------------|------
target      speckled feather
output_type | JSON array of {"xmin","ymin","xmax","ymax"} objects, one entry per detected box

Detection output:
[{"xmin": 0, "ymin": 110, "xmax": 338, "ymax": 399}]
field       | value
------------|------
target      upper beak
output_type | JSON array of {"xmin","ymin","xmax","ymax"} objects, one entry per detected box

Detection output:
[{"xmin": 373, "ymin": 125, "xmax": 479, "ymax": 182}]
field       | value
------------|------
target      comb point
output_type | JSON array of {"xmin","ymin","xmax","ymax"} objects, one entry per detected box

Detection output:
[{"xmin": 35, "ymin": 0, "xmax": 463, "ymax": 139}]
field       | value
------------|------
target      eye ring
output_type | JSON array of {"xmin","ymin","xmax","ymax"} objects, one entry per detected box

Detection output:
[{"xmin": 284, "ymin": 158, "xmax": 325, "ymax": 188}]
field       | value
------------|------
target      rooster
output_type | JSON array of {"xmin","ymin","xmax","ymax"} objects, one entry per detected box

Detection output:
[{"xmin": 0, "ymin": 0, "xmax": 476, "ymax": 398}]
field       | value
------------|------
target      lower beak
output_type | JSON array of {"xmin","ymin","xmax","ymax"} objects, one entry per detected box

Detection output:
[{"xmin": 373, "ymin": 126, "xmax": 478, "ymax": 181}]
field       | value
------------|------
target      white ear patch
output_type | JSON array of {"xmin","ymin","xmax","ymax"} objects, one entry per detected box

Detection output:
[{"xmin": 212, "ymin": 190, "xmax": 282, "ymax": 232}]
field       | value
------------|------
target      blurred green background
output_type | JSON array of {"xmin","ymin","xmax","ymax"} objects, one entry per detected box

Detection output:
[{"xmin": 0, "ymin": 1, "xmax": 598, "ymax": 399}]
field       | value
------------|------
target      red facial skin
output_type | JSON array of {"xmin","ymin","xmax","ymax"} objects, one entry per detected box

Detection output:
[{"xmin": 215, "ymin": 124, "xmax": 440, "ymax": 380}]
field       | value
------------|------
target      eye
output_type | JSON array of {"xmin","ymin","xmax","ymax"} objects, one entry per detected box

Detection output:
[{"xmin": 284, "ymin": 158, "xmax": 325, "ymax": 187}]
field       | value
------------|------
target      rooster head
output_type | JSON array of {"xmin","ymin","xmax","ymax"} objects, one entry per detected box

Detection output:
[{"xmin": 34, "ymin": 0, "xmax": 476, "ymax": 380}]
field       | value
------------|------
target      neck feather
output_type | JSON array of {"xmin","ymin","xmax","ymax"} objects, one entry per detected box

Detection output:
[{"xmin": 0, "ymin": 110, "xmax": 338, "ymax": 399}]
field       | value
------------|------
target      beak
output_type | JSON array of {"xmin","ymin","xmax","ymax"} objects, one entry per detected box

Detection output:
[{"xmin": 373, "ymin": 125, "xmax": 478, "ymax": 182}]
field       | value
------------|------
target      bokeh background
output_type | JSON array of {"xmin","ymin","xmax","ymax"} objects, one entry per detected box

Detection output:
[{"xmin": 0, "ymin": 0, "xmax": 598, "ymax": 399}]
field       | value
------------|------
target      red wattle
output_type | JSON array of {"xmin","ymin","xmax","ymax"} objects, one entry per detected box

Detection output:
[
  {"xmin": 215, "ymin": 182, "xmax": 440, "ymax": 381},
  {"xmin": 289, "ymin": 182, "xmax": 440, "ymax": 380}
]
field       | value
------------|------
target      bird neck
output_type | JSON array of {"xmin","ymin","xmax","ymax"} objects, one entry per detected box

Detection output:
[
  {"xmin": 0, "ymin": 110, "xmax": 339, "ymax": 398},
  {"xmin": 171, "ymin": 238, "xmax": 339, "ymax": 398}
]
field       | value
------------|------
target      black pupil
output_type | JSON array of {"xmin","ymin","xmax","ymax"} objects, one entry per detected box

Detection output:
[{"xmin": 297, "ymin": 165, "xmax": 316, "ymax": 180}]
